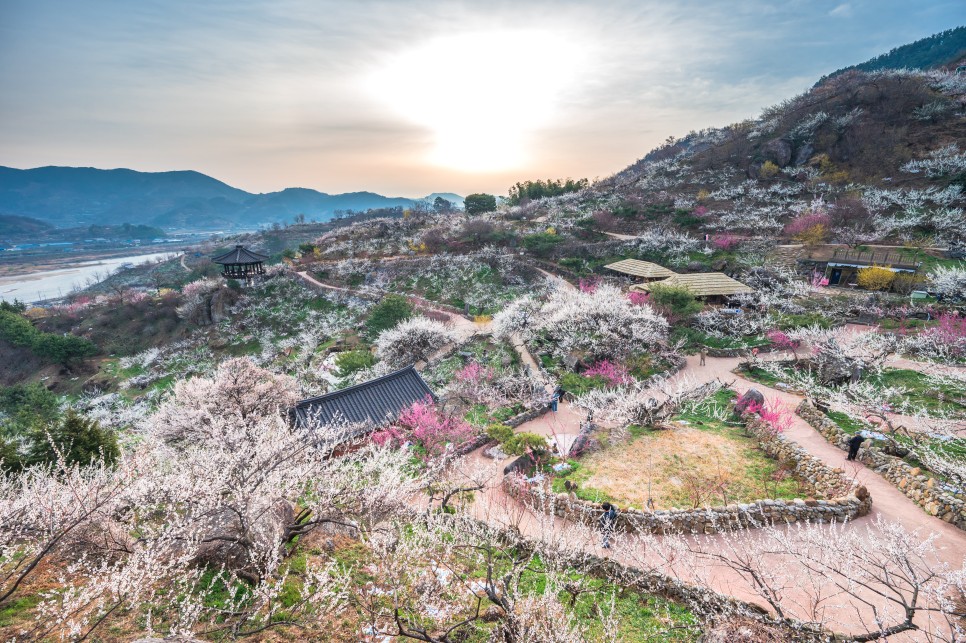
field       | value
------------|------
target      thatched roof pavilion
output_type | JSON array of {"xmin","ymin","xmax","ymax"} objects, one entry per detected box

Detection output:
[
  {"xmin": 604, "ymin": 259, "xmax": 676, "ymax": 281},
  {"xmin": 630, "ymin": 272, "xmax": 754, "ymax": 302}
]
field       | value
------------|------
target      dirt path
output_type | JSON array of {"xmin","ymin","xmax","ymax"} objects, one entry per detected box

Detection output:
[
  {"xmin": 600, "ymin": 231, "xmax": 638, "ymax": 241},
  {"xmin": 295, "ymin": 270, "xmax": 489, "ymax": 342},
  {"xmin": 534, "ymin": 267, "xmax": 577, "ymax": 291},
  {"xmin": 467, "ymin": 352, "xmax": 966, "ymax": 639}
]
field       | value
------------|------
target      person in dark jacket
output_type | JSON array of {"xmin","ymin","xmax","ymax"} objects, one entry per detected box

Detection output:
[
  {"xmin": 550, "ymin": 385, "xmax": 565, "ymax": 413},
  {"xmin": 847, "ymin": 433, "xmax": 866, "ymax": 461},
  {"xmin": 598, "ymin": 502, "xmax": 618, "ymax": 549}
]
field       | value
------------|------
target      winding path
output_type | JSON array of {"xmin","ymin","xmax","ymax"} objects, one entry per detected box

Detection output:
[
  {"xmin": 300, "ymin": 265, "xmax": 966, "ymax": 636},
  {"xmin": 464, "ymin": 351, "xmax": 966, "ymax": 640}
]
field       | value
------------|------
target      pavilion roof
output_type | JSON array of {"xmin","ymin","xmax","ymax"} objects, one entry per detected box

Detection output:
[
  {"xmin": 292, "ymin": 365, "xmax": 436, "ymax": 434},
  {"xmin": 629, "ymin": 272, "xmax": 754, "ymax": 297},
  {"xmin": 604, "ymin": 259, "xmax": 677, "ymax": 279},
  {"xmin": 211, "ymin": 245, "xmax": 269, "ymax": 265}
]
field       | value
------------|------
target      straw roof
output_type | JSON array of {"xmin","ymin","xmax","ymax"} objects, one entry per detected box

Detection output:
[
  {"xmin": 629, "ymin": 272, "xmax": 754, "ymax": 297},
  {"xmin": 604, "ymin": 259, "xmax": 676, "ymax": 279}
]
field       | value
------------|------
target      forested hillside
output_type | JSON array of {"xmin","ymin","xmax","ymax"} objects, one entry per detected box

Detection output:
[{"xmin": 817, "ymin": 26, "xmax": 966, "ymax": 85}]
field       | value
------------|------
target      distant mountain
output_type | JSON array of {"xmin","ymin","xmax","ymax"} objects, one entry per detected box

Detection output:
[
  {"xmin": 0, "ymin": 166, "xmax": 462, "ymax": 230},
  {"xmin": 0, "ymin": 214, "xmax": 53, "ymax": 236},
  {"xmin": 817, "ymin": 26, "xmax": 966, "ymax": 86},
  {"xmin": 420, "ymin": 193, "xmax": 465, "ymax": 207}
]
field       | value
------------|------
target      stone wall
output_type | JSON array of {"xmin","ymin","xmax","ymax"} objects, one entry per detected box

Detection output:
[
  {"xmin": 797, "ymin": 400, "xmax": 966, "ymax": 530},
  {"xmin": 705, "ymin": 343, "xmax": 779, "ymax": 358},
  {"xmin": 504, "ymin": 412, "xmax": 871, "ymax": 536}
]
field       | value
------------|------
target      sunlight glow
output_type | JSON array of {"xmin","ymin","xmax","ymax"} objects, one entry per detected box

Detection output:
[{"xmin": 367, "ymin": 30, "xmax": 587, "ymax": 172}]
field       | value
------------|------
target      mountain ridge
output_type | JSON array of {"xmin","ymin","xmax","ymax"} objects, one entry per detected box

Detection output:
[{"xmin": 0, "ymin": 165, "xmax": 461, "ymax": 230}]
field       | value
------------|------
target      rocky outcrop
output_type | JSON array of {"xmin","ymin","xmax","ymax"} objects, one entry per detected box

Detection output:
[
  {"xmin": 735, "ymin": 388, "xmax": 765, "ymax": 415},
  {"xmin": 798, "ymin": 400, "xmax": 966, "ymax": 530},
  {"xmin": 762, "ymin": 138, "xmax": 793, "ymax": 167}
]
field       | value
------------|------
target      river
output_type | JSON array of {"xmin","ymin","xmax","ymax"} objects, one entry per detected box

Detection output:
[{"xmin": 0, "ymin": 251, "xmax": 180, "ymax": 304}]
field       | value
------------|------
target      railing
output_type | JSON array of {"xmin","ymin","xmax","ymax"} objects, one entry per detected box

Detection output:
[{"xmin": 829, "ymin": 249, "xmax": 920, "ymax": 270}]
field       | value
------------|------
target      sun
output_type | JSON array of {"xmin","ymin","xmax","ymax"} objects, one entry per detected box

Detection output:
[{"xmin": 366, "ymin": 29, "xmax": 586, "ymax": 173}]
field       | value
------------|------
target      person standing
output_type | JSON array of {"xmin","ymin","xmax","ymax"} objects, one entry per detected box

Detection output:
[
  {"xmin": 847, "ymin": 433, "xmax": 866, "ymax": 461},
  {"xmin": 699, "ymin": 347, "xmax": 707, "ymax": 366},
  {"xmin": 550, "ymin": 385, "xmax": 565, "ymax": 413},
  {"xmin": 598, "ymin": 502, "xmax": 618, "ymax": 549}
]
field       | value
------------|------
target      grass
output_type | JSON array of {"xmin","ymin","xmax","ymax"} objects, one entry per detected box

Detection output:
[
  {"xmin": 554, "ymin": 389, "xmax": 806, "ymax": 510},
  {"xmin": 825, "ymin": 410, "xmax": 867, "ymax": 434},
  {"xmin": 670, "ymin": 327, "xmax": 769, "ymax": 353},
  {"xmin": 513, "ymin": 557, "xmax": 699, "ymax": 642},
  {"xmin": 738, "ymin": 364, "xmax": 785, "ymax": 388},
  {"xmin": 465, "ymin": 403, "xmax": 526, "ymax": 427},
  {"xmin": 0, "ymin": 594, "xmax": 40, "ymax": 628},
  {"xmin": 875, "ymin": 369, "xmax": 966, "ymax": 418},
  {"xmin": 822, "ymin": 409, "xmax": 965, "ymax": 485},
  {"xmin": 324, "ymin": 535, "xmax": 699, "ymax": 642}
]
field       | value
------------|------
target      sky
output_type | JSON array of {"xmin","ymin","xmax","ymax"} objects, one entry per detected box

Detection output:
[{"xmin": 1, "ymin": 1, "xmax": 963, "ymax": 198}]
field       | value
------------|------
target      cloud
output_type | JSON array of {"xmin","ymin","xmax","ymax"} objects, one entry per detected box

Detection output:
[
  {"xmin": 829, "ymin": 3, "xmax": 854, "ymax": 17},
  {"xmin": 0, "ymin": 0, "xmax": 959, "ymax": 195}
]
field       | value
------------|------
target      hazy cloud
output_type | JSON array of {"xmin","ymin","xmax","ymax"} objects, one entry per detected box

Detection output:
[{"xmin": 0, "ymin": 0, "xmax": 963, "ymax": 196}]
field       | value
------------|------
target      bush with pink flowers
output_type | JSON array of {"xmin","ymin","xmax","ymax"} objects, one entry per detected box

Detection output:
[
  {"xmin": 578, "ymin": 278, "xmax": 600, "ymax": 293},
  {"xmin": 582, "ymin": 359, "xmax": 632, "ymax": 386},
  {"xmin": 627, "ymin": 291, "xmax": 650, "ymax": 306},
  {"xmin": 372, "ymin": 399, "xmax": 477, "ymax": 459},
  {"xmin": 742, "ymin": 398, "xmax": 793, "ymax": 435},
  {"xmin": 712, "ymin": 233, "xmax": 740, "ymax": 251}
]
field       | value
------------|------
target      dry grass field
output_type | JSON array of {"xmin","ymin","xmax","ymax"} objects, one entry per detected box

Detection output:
[{"xmin": 554, "ymin": 392, "xmax": 805, "ymax": 510}]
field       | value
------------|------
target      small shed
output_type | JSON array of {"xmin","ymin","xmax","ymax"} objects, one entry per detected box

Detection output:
[
  {"xmin": 604, "ymin": 259, "xmax": 676, "ymax": 282},
  {"xmin": 630, "ymin": 272, "xmax": 754, "ymax": 304},
  {"xmin": 291, "ymin": 366, "xmax": 436, "ymax": 439},
  {"xmin": 211, "ymin": 245, "xmax": 269, "ymax": 281}
]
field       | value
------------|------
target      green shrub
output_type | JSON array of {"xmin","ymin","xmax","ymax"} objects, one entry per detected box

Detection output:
[
  {"xmin": 504, "ymin": 432, "xmax": 549, "ymax": 457},
  {"xmin": 0, "ymin": 383, "xmax": 60, "ymax": 436},
  {"xmin": 23, "ymin": 409, "xmax": 119, "ymax": 469},
  {"xmin": 647, "ymin": 284, "xmax": 703, "ymax": 320},
  {"xmin": 0, "ymin": 310, "xmax": 96, "ymax": 366},
  {"xmin": 365, "ymin": 294, "xmax": 413, "ymax": 338},
  {"xmin": 521, "ymin": 232, "xmax": 564, "ymax": 257},
  {"xmin": 334, "ymin": 350, "xmax": 375, "ymax": 379},
  {"xmin": 559, "ymin": 372, "xmax": 608, "ymax": 396},
  {"xmin": 485, "ymin": 423, "xmax": 514, "ymax": 444}
]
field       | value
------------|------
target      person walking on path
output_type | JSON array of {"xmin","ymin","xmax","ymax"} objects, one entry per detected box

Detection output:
[
  {"xmin": 847, "ymin": 433, "xmax": 866, "ymax": 461},
  {"xmin": 699, "ymin": 347, "xmax": 707, "ymax": 366},
  {"xmin": 550, "ymin": 385, "xmax": 565, "ymax": 413},
  {"xmin": 598, "ymin": 502, "xmax": 618, "ymax": 549}
]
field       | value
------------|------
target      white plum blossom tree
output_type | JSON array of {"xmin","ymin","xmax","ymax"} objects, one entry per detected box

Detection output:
[
  {"xmin": 929, "ymin": 264, "xmax": 966, "ymax": 301},
  {"xmin": 494, "ymin": 284, "xmax": 668, "ymax": 362},
  {"xmin": 376, "ymin": 316, "xmax": 459, "ymax": 368},
  {"xmin": 150, "ymin": 357, "xmax": 300, "ymax": 443}
]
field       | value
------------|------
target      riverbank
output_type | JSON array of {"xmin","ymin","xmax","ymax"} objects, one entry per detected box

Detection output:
[{"xmin": 0, "ymin": 250, "xmax": 181, "ymax": 303}]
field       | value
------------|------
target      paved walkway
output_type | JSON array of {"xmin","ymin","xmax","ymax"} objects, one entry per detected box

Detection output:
[{"xmin": 464, "ymin": 352, "xmax": 966, "ymax": 639}]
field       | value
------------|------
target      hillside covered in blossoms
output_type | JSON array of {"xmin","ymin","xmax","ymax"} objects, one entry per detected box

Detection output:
[{"xmin": 1, "ymin": 21, "xmax": 966, "ymax": 643}]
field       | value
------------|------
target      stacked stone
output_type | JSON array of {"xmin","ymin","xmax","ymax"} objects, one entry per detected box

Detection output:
[
  {"xmin": 797, "ymin": 400, "xmax": 966, "ymax": 530},
  {"xmin": 502, "ymin": 468, "xmax": 872, "ymax": 537}
]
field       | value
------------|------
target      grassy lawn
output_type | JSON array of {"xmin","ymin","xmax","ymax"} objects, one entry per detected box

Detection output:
[
  {"xmin": 670, "ymin": 327, "xmax": 769, "ymax": 354},
  {"xmin": 465, "ymin": 403, "xmax": 526, "ymax": 427},
  {"xmin": 737, "ymin": 364, "xmax": 786, "ymax": 388},
  {"xmin": 553, "ymin": 390, "xmax": 807, "ymax": 510},
  {"xmin": 875, "ymin": 369, "xmax": 966, "ymax": 418},
  {"xmin": 328, "ymin": 536, "xmax": 699, "ymax": 642},
  {"xmin": 822, "ymin": 409, "xmax": 965, "ymax": 485}
]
